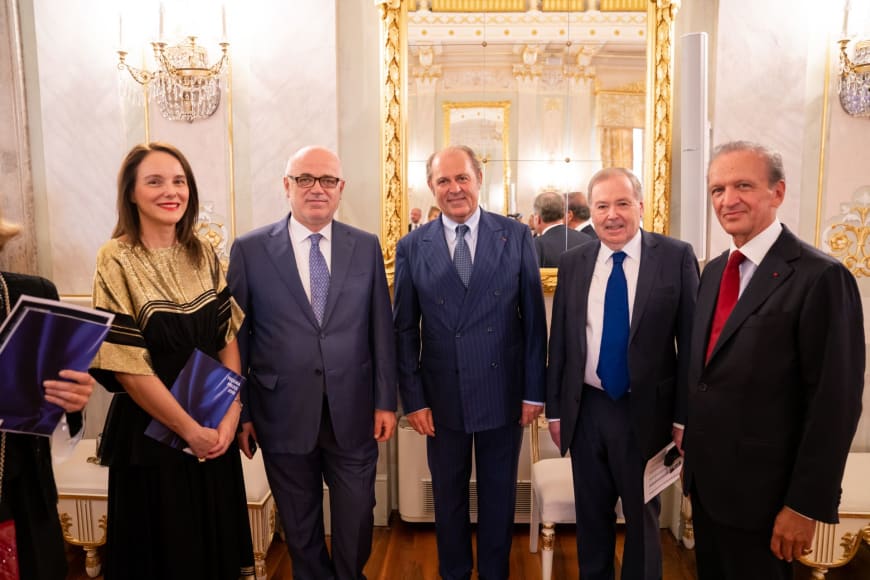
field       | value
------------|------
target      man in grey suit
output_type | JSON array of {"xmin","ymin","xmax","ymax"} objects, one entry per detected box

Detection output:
[
  {"xmin": 394, "ymin": 145, "xmax": 547, "ymax": 580},
  {"xmin": 227, "ymin": 146, "xmax": 397, "ymax": 580},
  {"xmin": 532, "ymin": 191, "xmax": 593, "ymax": 267},
  {"xmin": 546, "ymin": 167, "xmax": 699, "ymax": 579}
]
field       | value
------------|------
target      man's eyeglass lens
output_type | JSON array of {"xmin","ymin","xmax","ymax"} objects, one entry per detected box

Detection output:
[{"xmin": 289, "ymin": 175, "xmax": 341, "ymax": 189}]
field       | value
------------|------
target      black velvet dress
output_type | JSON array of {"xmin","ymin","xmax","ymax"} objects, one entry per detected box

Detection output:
[{"xmin": 90, "ymin": 239, "xmax": 254, "ymax": 580}]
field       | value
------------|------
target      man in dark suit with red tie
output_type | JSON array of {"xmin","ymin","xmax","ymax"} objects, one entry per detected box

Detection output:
[
  {"xmin": 546, "ymin": 167, "xmax": 699, "ymax": 579},
  {"xmin": 394, "ymin": 145, "xmax": 547, "ymax": 580},
  {"xmin": 684, "ymin": 141, "xmax": 865, "ymax": 580}
]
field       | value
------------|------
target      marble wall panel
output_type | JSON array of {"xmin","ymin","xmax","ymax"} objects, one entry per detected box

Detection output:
[
  {"xmin": 709, "ymin": 0, "xmax": 810, "ymax": 257},
  {"xmin": 31, "ymin": 0, "xmax": 125, "ymax": 294},
  {"xmin": 0, "ymin": 0, "xmax": 36, "ymax": 273}
]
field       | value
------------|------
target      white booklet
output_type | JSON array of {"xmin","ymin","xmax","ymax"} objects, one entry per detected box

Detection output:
[{"xmin": 643, "ymin": 441, "xmax": 683, "ymax": 503}]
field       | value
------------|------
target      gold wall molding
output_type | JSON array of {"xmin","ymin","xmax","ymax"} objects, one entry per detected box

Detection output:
[
  {"xmin": 541, "ymin": 0, "xmax": 587, "ymax": 10},
  {"xmin": 430, "ymin": 0, "xmax": 526, "ymax": 11},
  {"xmin": 822, "ymin": 187, "xmax": 870, "ymax": 278},
  {"xmin": 643, "ymin": 0, "xmax": 679, "ymax": 235},
  {"xmin": 377, "ymin": 0, "xmax": 406, "ymax": 282},
  {"xmin": 601, "ymin": 0, "xmax": 647, "ymax": 11}
]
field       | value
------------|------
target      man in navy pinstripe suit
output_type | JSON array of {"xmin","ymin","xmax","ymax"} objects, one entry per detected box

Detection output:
[{"xmin": 394, "ymin": 145, "xmax": 548, "ymax": 580}]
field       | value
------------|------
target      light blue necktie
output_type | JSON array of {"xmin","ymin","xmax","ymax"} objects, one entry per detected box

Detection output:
[
  {"xmin": 454, "ymin": 224, "xmax": 472, "ymax": 288},
  {"xmin": 597, "ymin": 251, "xmax": 630, "ymax": 400},
  {"xmin": 309, "ymin": 233, "xmax": 330, "ymax": 325}
]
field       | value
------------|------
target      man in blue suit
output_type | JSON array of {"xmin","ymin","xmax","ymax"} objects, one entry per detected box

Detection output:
[
  {"xmin": 394, "ymin": 145, "xmax": 548, "ymax": 580},
  {"xmin": 227, "ymin": 146, "xmax": 397, "ymax": 580},
  {"xmin": 546, "ymin": 168, "xmax": 699, "ymax": 579}
]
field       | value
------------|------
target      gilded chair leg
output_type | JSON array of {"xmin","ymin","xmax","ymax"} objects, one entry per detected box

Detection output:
[
  {"xmin": 254, "ymin": 551, "xmax": 267, "ymax": 580},
  {"xmin": 541, "ymin": 522, "xmax": 555, "ymax": 580},
  {"xmin": 84, "ymin": 546, "xmax": 101, "ymax": 578},
  {"xmin": 680, "ymin": 495, "xmax": 695, "ymax": 550}
]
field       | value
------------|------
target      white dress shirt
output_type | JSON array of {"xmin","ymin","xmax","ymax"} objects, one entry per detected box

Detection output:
[
  {"xmin": 584, "ymin": 229, "xmax": 643, "ymax": 390},
  {"xmin": 729, "ymin": 219, "xmax": 783, "ymax": 297},
  {"xmin": 288, "ymin": 216, "xmax": 333, "ymax": 302},
  {"xmin": 440, "ymin": 207, "xmax": 481, "ymax": 260}
]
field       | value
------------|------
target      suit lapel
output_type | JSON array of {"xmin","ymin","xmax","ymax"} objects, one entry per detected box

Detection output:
[
  {"xmin": 462, "ymin": 212, "xmax": 506, "ymax": 315},
  {"xmin": 321, "ymin": 221, "xmax": 356, "ymax": 327},
  {"xmin": 262, "ymin": 217, "xmax": 320, "ymax": 328},
  {"xmin": 629, "ymin": 231, "xmax": 660, "ymax": 344},
  {"xmin": 570, "ymin": 241, "xmax": 599, "ymax": 355},
  {"xmin": 420, "ymin": 219, "xmax": 466, "ymax": 297},
  {"xmin": 708, "ymin": 229, "xmax": 797, "ymax": 361},
  {"xmin": 696, "ymin": 250, "xmax": 725, "ymax": 352}
]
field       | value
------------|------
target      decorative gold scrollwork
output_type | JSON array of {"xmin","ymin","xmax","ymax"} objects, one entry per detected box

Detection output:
[{"xmin": 822, "ymin": 186, "xmax": 870, "ymax": 278}]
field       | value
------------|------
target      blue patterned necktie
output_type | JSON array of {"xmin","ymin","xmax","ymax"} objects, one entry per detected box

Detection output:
[
  {"xmin": 309, "ymin": 233, "xmax": 330, "ymax": 325},
  {"xmin": 454, "ymin": 224, "xmax": 472, "ymax": 288},
  {"xmin": 597, "ymin": 250, "xmax": 630, "ymax": 400}
]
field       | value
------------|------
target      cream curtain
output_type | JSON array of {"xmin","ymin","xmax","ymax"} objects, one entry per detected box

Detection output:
[
  {"xmin": 599, "ymin": 127, "xmax": 634, "ymax": 169},
  {"xmin": 595, "ymin": 90, "xmax": 645, "ymax": 169}
]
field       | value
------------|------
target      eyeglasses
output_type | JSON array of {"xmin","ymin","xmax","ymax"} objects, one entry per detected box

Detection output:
[{"xmin": 286, "ymin": 174, "xmax": 344, "ymax": 189}]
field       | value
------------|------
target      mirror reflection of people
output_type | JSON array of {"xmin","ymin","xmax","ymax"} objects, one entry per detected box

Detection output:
[
  {"xmin": 567, "ymin": 191, "xmax": 597, "ymax": 239},
  {"xmin": 684, "ymin": 141, "xmax": 865, "ymax": 579},
  {"xmin": 228, "ymin": 146, "xmax": 397, "ymax": 579},
  {"xmin": 546, "ymin": 167, "xmax": 699, "ymax": 579},
  {"xmin": 90, "ymin": 142, "xmax": 254, "ymax": 579},
  {"xmin": 427, "ymin": 205, "xmax": 441, "ymax": 222},
  {"xmin": 0, "ymin": 207, "xmax": 95, "ymax": 580},
  {"xmin": 531, "ymin": 191, "xmax": 593, "ymax": 267},
  {"xmin": 409, "ymin": 207, "xmax": 423, "ymax": 231},
  {"xmin": 394, "ymin": 145, "xmax": 547, "ymax": 579}
]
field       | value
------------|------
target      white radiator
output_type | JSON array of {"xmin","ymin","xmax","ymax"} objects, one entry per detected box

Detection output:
[{"xmin": 397, "ymin": 417, "xmax": 533, "ymax": 523}]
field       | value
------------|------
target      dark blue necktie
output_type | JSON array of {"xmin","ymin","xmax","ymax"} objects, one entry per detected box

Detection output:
[
  {"xmin": 309, "ymin": 233, "xmax": 330, "ymax": 325},
  {"xmin": 597, "ymin": 250, "xmax": 630, "ymax": 400},
  {"xmin": 454, "ymin": 224, "xmax": 472, "ymax": 288}
]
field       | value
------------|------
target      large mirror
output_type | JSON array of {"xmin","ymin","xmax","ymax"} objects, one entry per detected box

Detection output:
[{"xmin": 377, "ymin": 0, "xmax": 679, "ymax": 292}]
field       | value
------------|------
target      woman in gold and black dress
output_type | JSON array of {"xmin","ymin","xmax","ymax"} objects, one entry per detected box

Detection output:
[
  {"xmin": 0, "ymin": 208, "xmax": 95, "ymax": 579},
  {"xmin": 89, "ymin": 143, "xmax": 253, "ymax": 579}
]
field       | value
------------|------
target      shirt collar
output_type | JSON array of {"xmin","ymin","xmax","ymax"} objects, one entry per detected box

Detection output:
[
  {"xmin": 729, "ymin": 219, "xmax": 782, "ymax": 266},
  {"xmin": 289, "ymin": 214, "xmax": 333, "ymax": 244},
  {"xmin": 441, "ymin": 206, "xmax": 482, "ymax": 237},
  {"xmin": 597, "ymin": 228, "xmax": 642, "ymax": 263}
]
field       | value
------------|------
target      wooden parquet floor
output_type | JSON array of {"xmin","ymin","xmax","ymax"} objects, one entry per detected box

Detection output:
[{"xmin": 67, "ymin": 514, "xmax": 700, "ymax": 579}]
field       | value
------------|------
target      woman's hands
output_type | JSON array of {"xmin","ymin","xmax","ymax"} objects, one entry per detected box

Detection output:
[
  {"xmin": 203, "ymin": 399, "xmax": 241, "ymax": 460},
  {"xmin": 44, "ymin": 369, "xmax": 94, "ymax": 412}
]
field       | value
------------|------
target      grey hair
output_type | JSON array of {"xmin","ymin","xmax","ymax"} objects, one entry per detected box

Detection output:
[
  {"xmin": 426, "ymin": 145, "xmax": 483, "ymax": 184},
  {"xmin": 708, "ymin": 141, "xmax": 785, "ymax": 186},
  {"xmin": 587, "ymin": 168, "xmax": 643, "ymax": 202}
]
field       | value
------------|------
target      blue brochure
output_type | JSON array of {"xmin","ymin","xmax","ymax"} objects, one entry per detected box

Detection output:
[
  {"xmin": 0, "ymin": 296, "xmax": 113, "ymax": 436},
  {"xmin": 144, "ymin": 348, "xmax": 244, "ymax": 452}
]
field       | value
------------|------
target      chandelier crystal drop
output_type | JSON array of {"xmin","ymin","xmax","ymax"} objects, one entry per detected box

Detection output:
[
  {"xmin": 839, "ymin": 38, "xmax": 870, "ymax": 118},
  {"xmin": 117, "ymin": 36, "xmax": 228, "ymax": 123}
]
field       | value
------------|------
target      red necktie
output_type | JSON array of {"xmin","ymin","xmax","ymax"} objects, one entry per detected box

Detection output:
[{"xmin": 706, "ymin": 250, "xmax": 745, "ymax": 362}]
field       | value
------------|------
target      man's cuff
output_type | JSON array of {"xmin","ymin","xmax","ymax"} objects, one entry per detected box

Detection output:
[
  {"xmin": 673, "ymin": 422, "xmax": 684, "ymax": 430},
  {"xmin": 547, "ymin": 418, "xmax": 560, "ymax": 423},
  {"xmin": 523, "ymin": 400, "xmax": 544, "ymax": 406},
  {"xmin": 784, "ymin": 505, "xmax": 815, "ymax": 521}
]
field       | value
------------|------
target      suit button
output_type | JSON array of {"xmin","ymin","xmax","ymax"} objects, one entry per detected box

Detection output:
[
  {"xmin": 698, "ymin": 383, "xmax": 708, "ymax": 392},
  {"xmin": 438, "ymin": 298, "xmax": 445, "ymax": 305},
  {"xmin": 493, "ymin": 290, "xmax": 501, "ymax": 296},
  {"xmin": 315, "ymin": 369, "xmax": 323, "ymax": 376},
  {"xmin": 487, "ymin": 327, "xmax": 493, "ymax": 333},
  {"xmin": 491, "ymin": 362, "xmax": 498, "ymax": 368},
  {"xmin": 455, "ymin": 333, "xmax": 462, "ymax": 339}
]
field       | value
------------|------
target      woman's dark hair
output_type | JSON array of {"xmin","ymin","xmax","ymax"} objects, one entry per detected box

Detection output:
[{"xmin": 114, "ymin": 142, "xmax": 203, "ymax": 264}]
